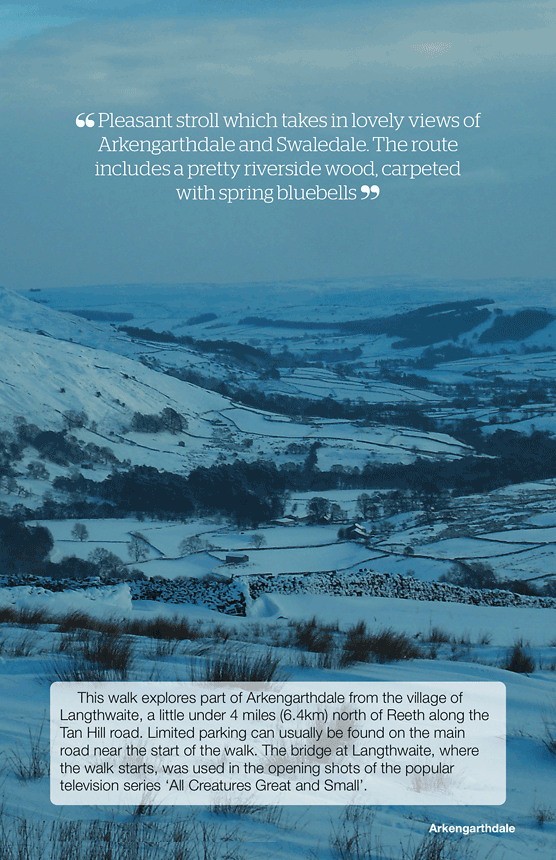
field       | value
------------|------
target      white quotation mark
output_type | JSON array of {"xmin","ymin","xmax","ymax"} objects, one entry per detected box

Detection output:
[
  {"xmin": 361, "ymin": 185, "xmax": 380, "ymax": 200},
  {"xmin": 76, "ymin": 112, "xmax": 95, "ymax": 128}
]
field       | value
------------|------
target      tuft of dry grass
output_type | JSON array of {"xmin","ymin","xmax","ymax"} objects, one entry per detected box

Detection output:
[
  {"xmin": 542, "ymin": 700, "xmax": 556, "ymax": 756},
  {"xmin": 188, "ymin": 645, "xmax": 285, "ymax": 682},
  {"xmin": 340, "ymin": 621, "xmax": 374, "ymax": 666},
  {"xmin": 126, "ymin": 615, "xmax": 201, "ymax": 642},
  {"xmin": 501, "ymin": 639, "xmax": 535, "ymax": 674},
  {"xmin": 51, "ymin": 629, "xmax": 135, "ymax": 682},
  {"xmin": 7, "ymin": 722, "xmax": 48, "ymax": 781},
  {"xmin": 0, "ymin": 605, "xmax": 52, "ymax": 627},
  {"xmin": 366, "ymin": 628, "xmax": 423, "ymax": 664},
  {"xmin": 531, "ymin": 801, "xmax": 555, "ymax": 827},
  {"xmin": 427, "ymin": 627, "xmax": 452, "ymax": 644},
  {"xmin": 0, "ymin": 811, "xmax": 248, "ymax": 860},
  {"xmin": 292, "ymin": 617, "xmax": 336, "ymax": 655}
]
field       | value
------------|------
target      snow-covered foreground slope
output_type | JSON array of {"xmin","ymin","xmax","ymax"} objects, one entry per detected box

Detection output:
[{"xmin": 0, "ymin": 584, "xmax": 554, "ymax": 859}]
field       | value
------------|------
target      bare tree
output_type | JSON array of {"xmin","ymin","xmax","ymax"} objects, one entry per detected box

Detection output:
[
  {"xmin": 71, "ymin": 522, "xmax": 89, "ymax": 542},
  {"xmin": 178, "ymin": 534, "xmax": 204, "ymax": 555},
  {"xmin": 88, "ymin": 548, "xmax": 126, "ymax": 578},
  {"xmin": 356, "ymin": 493, "xmax": 378, "ymax": 520},
  {"xmin": 127, "ymin": 534, "xmax": 149, "ymax": 563},
  {"xmin": 161, "ymin": 407, "xmax": 187, "ymax": 434},
  {"xmin": 249, "ymin": 533, "xmax": 267, "ymax": 549}
]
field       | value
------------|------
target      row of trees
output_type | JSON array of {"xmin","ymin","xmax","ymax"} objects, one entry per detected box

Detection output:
[
  {"xmin": 47, "ymin": 424, "xmax": 556, "ymax": 527},
  {"xmin": 304, "ymin": 488, "xmax": 441, "ymax": 526},
  {"xmin": 130, "ymin": 408, "xmax": 187, "ymax": 434},
  {"xmin": 72, "ymin": 523, "xmax": 151, "ymax": 562},
  {"xmin": 52, "ymin": 461, "xmax": 286, "ymax": 527}
]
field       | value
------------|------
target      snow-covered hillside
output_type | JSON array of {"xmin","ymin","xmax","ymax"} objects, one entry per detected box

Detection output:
[
  {"xmin": 0, "ymin": 287, "xmax": 472, "ymax": 485},
  {"xmin": 0, "ymin": 286, "xmax": 117, "ymax": 350}
]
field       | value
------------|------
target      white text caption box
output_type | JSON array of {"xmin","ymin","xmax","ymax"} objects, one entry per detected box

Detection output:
[{"xmin": 51, "ymin": 681, "xmax": 505, "ymax": 805}]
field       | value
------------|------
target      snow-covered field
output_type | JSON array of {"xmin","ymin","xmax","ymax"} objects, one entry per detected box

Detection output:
[
  {"xmin": 30, "ymin": 483, "xmax": 556, "ymax": 586},
  {"xmin": 0, "ymin": 583, "xmax": 555, "ymax": 859}
]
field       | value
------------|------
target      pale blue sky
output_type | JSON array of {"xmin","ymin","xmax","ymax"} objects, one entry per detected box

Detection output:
[{"xmin": 1, "ymin": 0, "xmax": 554, "ymax": 289}]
